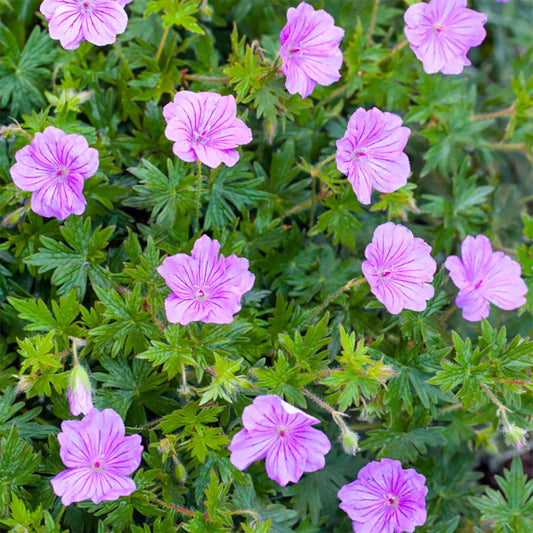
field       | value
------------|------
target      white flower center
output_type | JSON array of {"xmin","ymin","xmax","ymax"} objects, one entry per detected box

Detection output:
[
  {"xmin": 288, "ymin": 45, "xmax": 304, "ymax": 56},
  {"xmin": 90, "ymin": 457, "xmax": 105, "ymax": 472},
  {"xmin": 277, "ymin": 426, "xmax": 290, "ymax": 439},
  {"xmin": 378, "ymin": 268, "xmax": 393, "ymax": 280},
  {"xmin": 54, "ymin": 166, "xmax": 70, "ymax": 182},
  {"xmin": 352, "ymin": 148, "xmax": 369, "ymax": 161},
  {"xmin": 432, "ymin": 22, "xmax": 445, "ymax": 35},
  {"xmin": 194, "ymin": 287, "xmax": 208, "ymax": 301},
  {"xmin": 79, "ymin": 0, "xmax": 93, "ymax": 12},
  {"xmin": 385, "ymin": 493, "xmax": 399, "ymax": 509},
  {"xmin": 193, "ymin": 130, "xmax": 210, "ymax": 145}
]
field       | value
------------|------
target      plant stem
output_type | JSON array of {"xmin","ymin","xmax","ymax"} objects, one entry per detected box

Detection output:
[
  {"xmin": 309, "ymin": 171, "xmax": 316, "ymax": 231},
  {"xmin": 195, "ymin": 159, "xmax": 202, "ymax": 232},
  {"xmin": 284, "ymin": 190, "xmax": 332, "ymax": 216},
  {"xmin": 302, "ymin": 388, "xmax": 349, "ymax": 433},
  {"xmin": 377, "ymin": 39, "xmax": 408, "ymax": 64},
  {"xmin": 148, "ymin": 495, "xmax": 197, "ymax": 517},
  {"xmin": 113, "ymin": 42, "xmax": 134, "ymax": 79},
  {"xmin": 367, "ymin": 0, "xmax": 380, "ymax": 46},
  {"xmin": 156, "ymin": 26, "xmax": 170, "ymax": 62},
  {"xmin": 305, "ymin": 277, "xmax": 366, "ymax": 325},
  {"xmin": 438, "ymin": 304, "xmax": 457, "ymax": 322},
  {"xmin": 480, "ymin": 142, "xmax": 526, "ymax": 151},
  {"xmin": 469, "ymin": 107, "xmax": 514, "ymax": 121},
  {"xmin": 313, "ymin": 153, "xmax": 336, "ymax": 174},
  {"xmin": 480, "ymin": 382, "xmax": 513, "ymax": 431},
  {"xmin": 183, "ymin": 74, "xmax": 232, "ymax": 83}
]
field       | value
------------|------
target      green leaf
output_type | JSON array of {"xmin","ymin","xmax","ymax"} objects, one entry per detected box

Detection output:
[
  {"xmin": 0, "ymin": 24, "xmax": 57, "ymax": 115},
  {"xmin": 0, "ymin": 426, "xmax": 40, "ymax": 512},
  {"xmin": 472, "ymin": 456, "xmax": 533, "ymax": 533},
  {"xmin": 126, "ymin": 159, "xmax": 196, "ymax": 231},
  {"xmin": 8, "ymin": 289, "xmax": 83, "ymax": 349},
  {"xmin": 25, "ymin": 218, "xmax": 114, "ymax": 299}
]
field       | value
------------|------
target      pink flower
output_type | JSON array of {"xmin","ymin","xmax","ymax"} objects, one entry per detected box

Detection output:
[
  {"xmin": 279, "ymin": 2, "xmax": 344, "ymax": 98},
  {"xmin": 404, "ymin": 0, "xmax": 487, "ymax": 75},
  {"xmin": 228, "ymin": 394, "xmax": 331, "ymax": 487},
  {"xmin": 157, "ymin": 235, "xmax": 255, "ymax": 325},
  {"xmin": 362, "ymin": 223, "xmax": 437, "ymax": 314},
  {"xmin": 163, "ymin": 91, "xmax": 252, "ymax": 168},
  {"xmin": 51, "ymin": 408, "xmax": 143, "ymax": 506},
  {"xmin": 40, "ymin": 0, "xmax": 129, "ymax": 50},
  {"xmin": 336, "ymin": 108, "xmax": 411, "ymax": 205},
  {"xmin": 10, "ymin": 126, "xmax": 99, "ymax": 220},
  {"xmin": 338, "ymin": 458, "xmax": 428, "ymax": 533},
  {"xmin": 68, "ymin": 366, "xmax": 93, "ymax": 416},
  {"xmin": 444, "ymin": 234, "xmax": 528, "ymax": 322}
]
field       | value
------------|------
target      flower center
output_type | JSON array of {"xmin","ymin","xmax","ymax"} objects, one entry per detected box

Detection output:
[
  {"xmin": 432, "ymin": 22, "xmax": 445, "ymax": 35},
  {"xmin": 90, "ymin": 457, "xmax": 105, "ymax": 473},
  {"xmin": 378, "ymin": 268, "xmax": 393, "ymax": 280},
  {"xmin": 79, "ymin": 0, "xmax": 92, "ymax": 12},
  {"xmin": 385, "ymin": 493, "xmax": 399, "ymax": 509},
  {"xmin": 289, "ymin": 45, "xmax": 304, "ymax": 56},
  {"xmin": 277, "ymin": 426, "xmax": 290, "ymax": 439},
  {"xmin": 193, "ymin": 130, "xmax": 210, "ymax": 145},
  {"xmin": 54, "ymin": 166, "xmax": 70, "ymax": 182},
  {"xmin": 474, "ymin": 278, "xmax": 483, "ymax": 289},
  {"xmin": 194, "ymin": 287, "xmax": 208, "ymax": 301},
  {"xmin": 352, "ymin": 149, "xmax": 369, "ymax": 161}
]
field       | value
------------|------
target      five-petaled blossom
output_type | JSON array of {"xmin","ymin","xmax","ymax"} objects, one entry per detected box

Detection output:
[
  {"xmin": 279, "ymin": 2, "xmax": 344, "ymax": 98},
  {"xmin": 157, "ymin": 235, "xmax": 255, "ymax": 325},
  {"xmin": 40, "ymin": 0, "xmax": 131, "ymax": 50},
  {"xmin": 404, "ymin": 0, "xmax": 487, "ymax": 75},
  {"xmin": 163, "ymin": 91, "xmax": 252, "ymax": 168},
  {"xmin": 10, "ymin": 126, "xmax": 99, "ymax": 220},
  {"xmin": 51, "ymin": 408, "xmax": 143, "ymax": 506},
  {"xmin": 444, "ymin": 234, "xmax": 528, "ymax": 322},
  {"xmin": 228, "ymin": 394, "xmax": 331, "ymax": 487},
  {"xmin": 336, "ymin": 108, "xmax": 411, "ymax": 205},
  {"xmin": 68, "ymin": 366, "xmax": 93, "ymax": 416},
  {"xmin": 362, "ymin": 223, "xmax": 437, "ymax": 314},
  {"xmin": 338, "ymin": 458, "xmax": 428, "ymax": 533}
]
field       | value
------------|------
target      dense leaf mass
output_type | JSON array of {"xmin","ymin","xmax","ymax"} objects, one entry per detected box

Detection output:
[{"xmin": 0, "ymin": 0, "xmax": 532, "ymax": 532}]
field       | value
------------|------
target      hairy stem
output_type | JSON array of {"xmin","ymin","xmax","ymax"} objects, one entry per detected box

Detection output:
[
  {"xmin": 305, "ymin": 277, "xmax": 366, "ymax": 325},
  {"xmin": 303, "ymin": 388, "xmax": 349, "ymax": 433},
  {"xmin": 469, "ymin": 107, "xmax": 514, "ymax": 121},
  {"xmin": 113, "ymin": 42, "xmax": 134, "ymax": 78},
  {"xmin": 156, "ymin": 26, "xmax": 170, "ymax": 62},
  {"xmin": 367, "ymin": 0, "xmax": 380, "ymax": 46},
  {"xmin": 195, "ymin": 159, "xmax": 202, "ymax": 232}
]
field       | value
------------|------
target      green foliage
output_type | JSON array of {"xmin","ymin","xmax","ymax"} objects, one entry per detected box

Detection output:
[
  {"xmin": 25, "ymin": 217, "xmax": 114, "ymax": 298},
  {"xmin": 0, "ymin": 0, "xmax": 532, "ymax": 531},
  {"xmin": 472, "ymin": 456, "xmax": 533, "ymax": 533}
]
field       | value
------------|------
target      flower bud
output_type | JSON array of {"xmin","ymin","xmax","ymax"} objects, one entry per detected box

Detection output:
[
  {"xmin": 504, "ymin": 424, "xmax": 527, "ymax": 449},
  {"xmin": 68, "ymin": 366, "xmax": 93, "ymax": 416},
  {"xmin": 174, "ymin": 459, "xmax": 188, "ymax": 483},
  {"xmin": 340, "ymin": 429, "xmax": 360, "ymax": 456}
]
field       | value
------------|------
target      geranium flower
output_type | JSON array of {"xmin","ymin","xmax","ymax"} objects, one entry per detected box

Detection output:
[
  {"xmin": 157, "ymin": 235, "xmax": 255, "ymax": 325},
  {"xmin": 40, "ymin": 0, "xmax": 130, "ymax": 50},
  {"xmin": 279, "ymin": 2, "xmax": 344, "ymax": 98},
  {"xmin": 228, "ymin": 394, "xmax": 331, "ymax": 487},
  {"xmin": 51, "ymin": 408, "xmax": 143, "ymax": 506},
  {"xmin": 338, "ymin": 458, "xmax": 428, "ymax": 533},
  {"xmin": 362, "ymin": 223, "xmax": 437, "ymax": 314},
  {"xmin": 163, "ymin": 91, "xmax": 252, "ymax": 168},
  {"xmin": 336, "ymin": 108, "xmax": 411, "ymax": 205},
  {"xmin": 404, "ymin": 0, "xmax": 487, "ymax": 75},
  {"xmin": 68, "ymin": 366, "xmax": 93, "ymax": 416},
  {"xmin": 10, "ymin": 126, "xmax": 99, "ymax": 220},
  {"xmin": 444, "ymin": 234, "xmax": 528, "ymax": 322}
]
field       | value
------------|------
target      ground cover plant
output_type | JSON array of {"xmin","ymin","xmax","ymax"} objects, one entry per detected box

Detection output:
[{"xmin": 0, "ymin": 0, "xmax": 532, "ymax": 531}]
